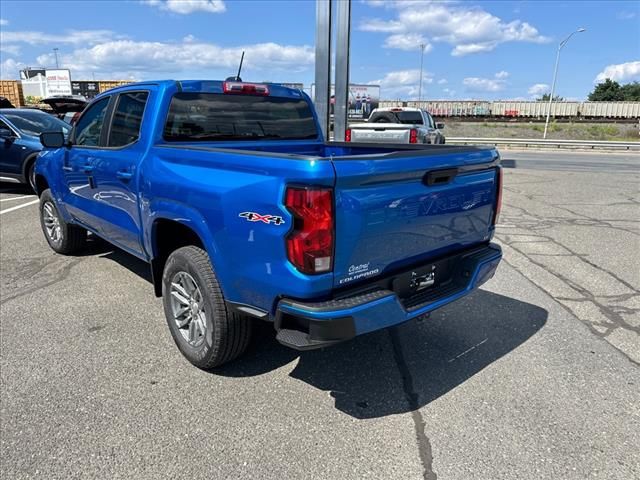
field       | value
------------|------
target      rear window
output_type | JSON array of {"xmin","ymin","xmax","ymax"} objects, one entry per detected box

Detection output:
[
  {"xmin": 370, "ymin": 111, "xmax": 424, "ymax": 125},
  {"xmin": 394, "ymin": 112, "xmax": 424, "ymax": 124},
  {"xmin": 163, "ymin": 93, "xmax": 318, "ymax": 142}
]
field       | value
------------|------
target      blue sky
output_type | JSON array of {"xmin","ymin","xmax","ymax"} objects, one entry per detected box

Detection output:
[{"xmin": 1, "ymin": 0, "xmax": 639, "ymax": 100}]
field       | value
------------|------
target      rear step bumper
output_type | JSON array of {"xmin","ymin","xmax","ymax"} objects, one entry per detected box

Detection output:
[{"xmin": 275, "ymin": 243, "xmax": 502, "ymax": 350}]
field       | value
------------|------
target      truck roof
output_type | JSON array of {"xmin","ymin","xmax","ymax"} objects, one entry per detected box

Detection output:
[
  {"xmin": 97, "ymin": 80, "xmax": 305, "ymax": 99},
  {"xmin": 376, "ymin": 107, "xmax": 422, "ymax": 112}
]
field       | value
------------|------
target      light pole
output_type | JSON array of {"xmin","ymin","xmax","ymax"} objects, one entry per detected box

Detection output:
[
  {"xmin": 418, "ymin": 43, "xmax": 426, "ymax": 105},
  {"xmin": 543, "ymin": 27, "xmax": 585, "ymax": 139},
  {"xmin": 53, "ymin": 48, "xmax": 60, "ymax": 69}
]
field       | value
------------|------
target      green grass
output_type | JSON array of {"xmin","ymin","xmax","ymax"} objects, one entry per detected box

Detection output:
[{"xmin": 446, "ymin": 121, "xmax": 638, "ymax": 142}]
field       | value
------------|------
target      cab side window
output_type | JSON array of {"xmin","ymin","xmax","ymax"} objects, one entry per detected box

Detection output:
[
  {"xmin": 108, "ymin": 92, "xmax": 149, "ymax": 147},
  {"xmin": 74, "ymin": 97, "xmax": 110, "ymax": 147},
  {"xmin": 426, "ymin": 112, "xmax": 435, "ymax": 128}
]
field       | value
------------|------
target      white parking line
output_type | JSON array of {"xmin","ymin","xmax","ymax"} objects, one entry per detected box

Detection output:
[
  {"xmin": 0, "ymin": 195, "xmax": 35, "ymax": 203},
  {"xmin": 0, "ymin": 199, "xmax": 40, "ymax": 215}
]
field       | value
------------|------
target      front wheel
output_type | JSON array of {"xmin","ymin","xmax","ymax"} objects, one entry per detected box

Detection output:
[
  {"xmin": 39, "ymin": 189, "xmax": 87, "ymax": 254},
  {"xmin": 162, "ymin": 246, "xmax": 252, "ymax": 369},
  {"xmin": 27, "ymin": 159, "xmax": 37, "ymax": 192}
]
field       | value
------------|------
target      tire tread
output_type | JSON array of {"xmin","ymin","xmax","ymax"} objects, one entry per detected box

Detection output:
[{"xmin": 165, "ymin": 246, "xmax": 251, "ymax": 369}]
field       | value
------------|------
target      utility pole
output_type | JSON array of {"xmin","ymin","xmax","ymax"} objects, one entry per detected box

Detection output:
[
  {"xmin": 53, "ymin": 48, "xmax": 60, "ymax": 69},
  {"xmin": 418, "ymin": 43, "xmax": 426, "ymax": 105}
]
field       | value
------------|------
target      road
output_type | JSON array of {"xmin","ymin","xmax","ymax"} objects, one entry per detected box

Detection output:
[
  {"xmin": 1, "ymin": 150, "xmax": 638, "ymax": 480},
  {"xmin": 501, "ymin": 149, "xmax": 639, "ymax": 173}
]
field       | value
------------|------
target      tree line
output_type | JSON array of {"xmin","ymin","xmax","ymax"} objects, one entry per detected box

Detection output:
[{"xmin": 536, "ymin": 80, "xmax": 640, "ymax": 102}]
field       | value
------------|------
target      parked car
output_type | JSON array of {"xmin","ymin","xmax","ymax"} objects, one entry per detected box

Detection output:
[
  {"xmin": 0, "ymin": 108, "xmax": 70, "ymax": 190},
  {"xmin": 35, "ymin": 80, "xmax": 502, "ymax": 368},
  {"xmin": 347, "ymin": 107, "xmax": 446, "ymax": 144},
  {"xmin": 41, "ymin": 96, "xmax": 87, "ymax": 125},
  {"xmin": 0, "ymin": 96, "xmax": 15, "ymax": 109}
]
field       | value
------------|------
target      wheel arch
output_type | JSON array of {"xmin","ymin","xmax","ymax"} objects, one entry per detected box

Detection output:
[
  {"xmin": 149, "ymin": 217, "xmax": 209, "ymax": 297},
  {"xmin": 22, "ymin": 152, "xmax": 40, "ymax": 184},
  {"xmin": 34, "ymin": 174, "xmax": 49, "ymax": 197}
]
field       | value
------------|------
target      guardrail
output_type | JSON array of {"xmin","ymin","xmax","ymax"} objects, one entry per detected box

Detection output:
[{"xmin": 447, "ymin": 137, "xmax": 640, "ymax": 151}]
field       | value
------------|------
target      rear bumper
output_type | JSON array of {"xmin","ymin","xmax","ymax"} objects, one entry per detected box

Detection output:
[{"xmin": 275, "ymin": 243, "xmax": 502, "ymax": 350}]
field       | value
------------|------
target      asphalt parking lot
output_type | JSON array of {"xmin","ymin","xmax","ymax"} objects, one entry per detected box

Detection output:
[{"xmin": 1, "ymin": 150, "xmax": 638, "ymax": 480}]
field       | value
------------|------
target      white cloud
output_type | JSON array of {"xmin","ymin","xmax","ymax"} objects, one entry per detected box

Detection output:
[
  {"xmin": 463, "ymin": 77, "xmax": 503, "ymax": 92},
  {"xmin": 463, "ymin": 71, "xmax": 509, "ymax": 92},
  {"xmin": 437, "ymin": 78, "xmax": 447, "ymax": 85},
  {"xmin": 0, "ymin": 18, "xmax": 8, "ymax": 26},
  {"xmin": 383, "ymin": 33, "xmax": 432, "ymax": 52},
  {"xmin": 528, "ymin": 83, "xmax": 549, "ymax": 96},
  {"xmin": 617, "ymin": 11, "xmax": 637, "ymax": 20},
  {"xmin": 31, "ymin": 39, "xmax": 313, "ymax": 79},
  {"xmin": 369, "ymin": 68, "xmax": 433, "ymax": 99},
  {"xmin": 0, "ymin": 58, "xmax": 27, "ymax": 80},
  {"xmin": 451, "ymin": 44, "xmax": 494, "ymax": 56},
  {"xmin": 361, "ymin": 1, "xmax": 549, "ymax": 56},
  {"xmin": 594, "ymin": 60, "xmax": 640, "ymax": 83},
  {"xmin": 370, "ymin": 69, "xmax": 433, "ymax": 87},
  {"xmin": 0, "ymin": 44, "xmax": 21, "ymax": 56},
  {"xmin": 144, "ymin": 0, "xmax": 226, "ymax": 14},
  {"xmin": 1, "ymin": 29, "xmax": 120, "ymax": 46},
  {"xmin": 442, "ymin": 87, "xmax": 456, "ymax": 97}
]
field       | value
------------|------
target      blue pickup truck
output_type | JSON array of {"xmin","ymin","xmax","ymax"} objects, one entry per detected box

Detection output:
[{"xmin": 35, "ymin": 80, "xmax": 503, "ymax": 368}]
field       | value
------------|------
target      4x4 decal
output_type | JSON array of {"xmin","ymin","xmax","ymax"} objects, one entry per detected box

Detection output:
[{"xmin": 239, "ymin": 212, "xmax": 285, "ymax": 225}]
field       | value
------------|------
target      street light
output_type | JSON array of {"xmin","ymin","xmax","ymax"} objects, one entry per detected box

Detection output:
[
  {"xmin": 418, "ymin": 43, "xmax": 426, "ymax": 105},
  {"xmin": 543, "ymin": 27, "xmax": 586, "ymax": 139},
  {"xmin": 53, "ymin": 48, "xmax": 60, "ymax": 69}
]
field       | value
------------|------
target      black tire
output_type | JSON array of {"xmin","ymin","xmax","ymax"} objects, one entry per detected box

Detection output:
[
  {"xmin": 162, "ymin": 246, "xmax": 252, "ymax": 369},
  {"xmin": 26, "ymin": 157, "xmax": 37, "ymax": 192},
  {"xmin": 39, "ymin": 189, "xmax": 87, "ymax": 254}
]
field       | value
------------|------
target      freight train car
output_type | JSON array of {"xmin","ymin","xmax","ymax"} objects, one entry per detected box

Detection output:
[
  {"xmin": 378, "ymin": 100, "xmax": 639, "ymax": 119},
  {"xmin": 491, "ymin": 101, "xmax": 580, "ymax": 118},
  {"xmin": 579, "ymin": 102, "xmax": 640, "ymax": 118}
]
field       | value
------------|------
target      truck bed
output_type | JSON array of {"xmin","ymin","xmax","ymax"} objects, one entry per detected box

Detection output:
[
  {"xmin": 157, "ymin": 141, "xmax": 491, "ymax": 160},
  {"xmin": 153, "ymin": 140, "xmax": 500, "ymax": 291}
]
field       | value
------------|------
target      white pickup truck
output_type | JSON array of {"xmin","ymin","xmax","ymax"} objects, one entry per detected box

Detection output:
[{"xmin": 346, "ymin": 107, "xmax": 446, "ymax": 144}]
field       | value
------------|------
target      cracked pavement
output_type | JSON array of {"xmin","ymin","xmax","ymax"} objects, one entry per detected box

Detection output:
[
  {"xmin": 496, "ymin": 158, "xmax": 640, "ymax": 364},
  {"xmin": 1, "ymin": 150, "xmax": 639, "ymax": 479}
]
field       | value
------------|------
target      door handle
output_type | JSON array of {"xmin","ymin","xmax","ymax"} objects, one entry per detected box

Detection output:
[
  {"xmin": 83, "ymin": 165, "xmax": 94, "ymax": 174},
  {"xmin": 116, "ymin": 170, "xmax": 133, "ymax": 181},
  {"xmin": 62, "ymin": 166, "xmax": 73, "ymax": 171}
]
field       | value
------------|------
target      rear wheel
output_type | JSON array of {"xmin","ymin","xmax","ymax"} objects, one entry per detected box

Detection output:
[
  {"xmin": 162, "ymin": 246, "xmax": 252, "ymax": 369},
  {"xmin": 39, "ymin": 189, "xmax": 86, "ymax": 254}
]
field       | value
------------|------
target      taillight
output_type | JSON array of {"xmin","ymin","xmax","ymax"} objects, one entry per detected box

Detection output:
[
  {"xmin": 345, "ymin": 129, "xmax": 351, "ymax": 142},
  {"xmin": 409, "ymin": 128, "xmax": 418, "ymax": 144},
  {"xmin": 223, "ymin": 81, "xmax": 270, "ymax": 95},
  {"xmin": 492, "ymin": 166, "xmax": 503, "ymax": 226},
  {"xmin": 285, "ymin": 186, "xmax": 334, "ymax": 274}
]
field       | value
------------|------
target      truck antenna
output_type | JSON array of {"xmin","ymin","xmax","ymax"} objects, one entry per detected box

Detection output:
[{"xmin": 235, "ymin": 51, "xmax": 245, "ymax": 81}]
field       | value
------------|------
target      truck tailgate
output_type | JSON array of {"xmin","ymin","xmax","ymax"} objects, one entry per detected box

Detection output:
[
  {"xmin": 331, "ymin": 148, "xmax": 499, "ymax": 288},
  {"xmin": 349, "ymin": 124, "xmax": 411, "ymax": 144}
]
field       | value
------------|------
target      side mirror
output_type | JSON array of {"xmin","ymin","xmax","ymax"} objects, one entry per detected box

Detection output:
[
  {"xmin": 40, "ymin": 131, "xmax": 65, "ymax": 148},
  {"xmin": 436, "ymin": 122, "xmax": 445, "ymax": 130}
]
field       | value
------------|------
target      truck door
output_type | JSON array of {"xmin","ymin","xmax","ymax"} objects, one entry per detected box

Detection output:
[
  {"xmin": 62, "ymin": 96, "xmax": 112, "ymax": 229},
  {"xmin": 89, "ymin": 90, "xmax": 150, "ymax": 257},
  {"xmin": 0, "ymin": 119, "xmax": 23, "ymax": 176}
]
